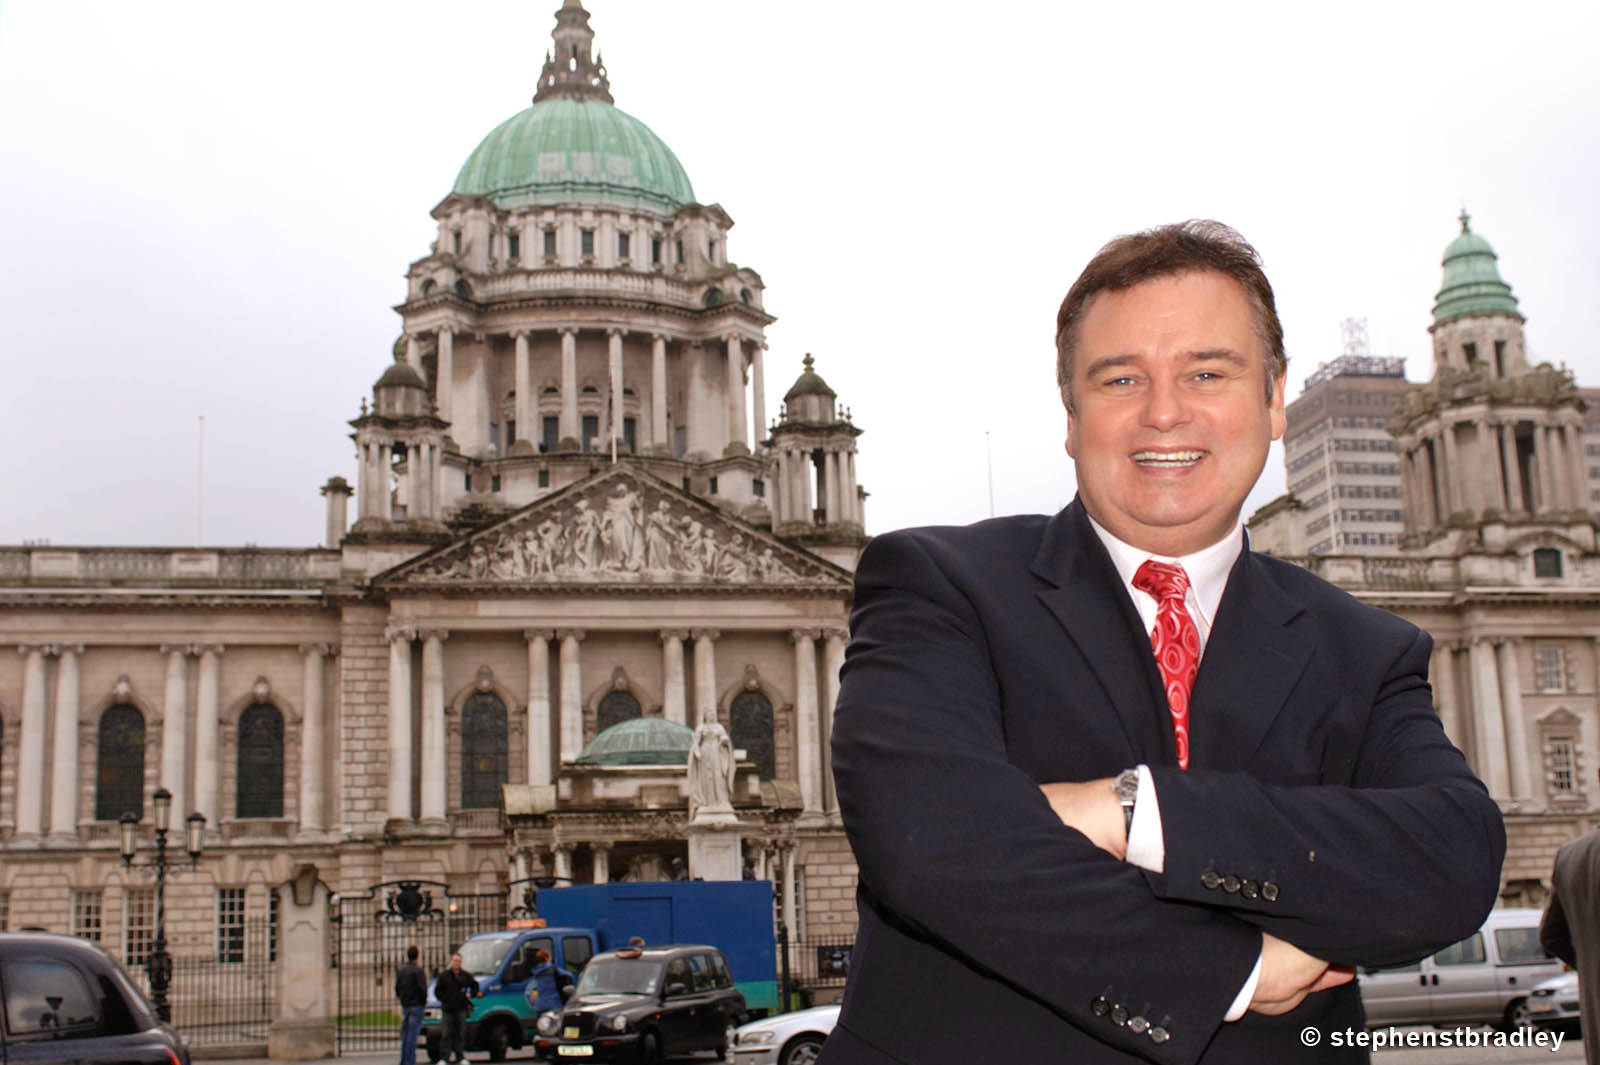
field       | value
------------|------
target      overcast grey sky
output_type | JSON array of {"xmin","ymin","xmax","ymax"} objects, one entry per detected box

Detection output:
[{"xmin": 3, "ymin": 1, "xmax": 1598, "ymax": 548}]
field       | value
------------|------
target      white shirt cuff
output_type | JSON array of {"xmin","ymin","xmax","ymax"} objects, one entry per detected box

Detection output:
[
  {"xmin": 1224, "ymin": 951, "xmax": 1264, "ymax": 1021},
  {"xmin": 1123, "ymin": 764, "xmax": 1164, "ymax": 873}
]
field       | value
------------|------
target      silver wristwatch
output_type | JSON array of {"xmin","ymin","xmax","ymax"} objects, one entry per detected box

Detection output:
[{"xmin": 1113, "ymin": 768, "xmax": 1139, "ymax": 834}]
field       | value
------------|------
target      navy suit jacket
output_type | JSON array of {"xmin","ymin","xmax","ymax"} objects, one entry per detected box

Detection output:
[{"xmin": 824, "ymin": 499, "xmax": 1505, "ymax": 1065}]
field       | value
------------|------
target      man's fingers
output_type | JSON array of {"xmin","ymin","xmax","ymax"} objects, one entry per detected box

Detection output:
[{"xmin": 1307, "ymin": 966, "xmax": 1355, "ymax": 993}]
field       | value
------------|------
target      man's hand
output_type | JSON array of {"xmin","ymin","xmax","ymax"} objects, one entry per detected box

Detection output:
[
  {"xmin": 1249, "ymin": 933, "xmax": 1353, "ymax": 1015},
  {"xmin": 1040, "ymin": 779, "xmax": 1126, "ymax": 860}
]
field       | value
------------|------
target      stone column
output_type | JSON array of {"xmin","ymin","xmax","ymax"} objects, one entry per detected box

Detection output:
[
  {"xmin": 1431, "ymin": 643, "xmax": 1464, "ymax": 755},
  {"xmin": 752, "ymin": 344, "xmax": 766, "ymax": 445},
  {"xmin": 1469, "ymin": 637, "xmax": 1509, "ymax": 800},
  {"xmin": 15, "ymin": 645, "xmax": 51, "ymax": 838},
  {"xmin": 48, "ymin": 644, "xmax": 83, "ymax": 839},
  {"xmin": 592, "ymin": 843, "xmax": 610, "ymax": 885},
  {"xmin": 321, "ymin": 477, "xmax": 351, "ymax": 548},
  {"xmin": 1496, "ymin": 639, "xmax": 1532, "ymax": 801},
  {"xmin": 298, "ymin": 644, "xmax": 332, "ymax": 833},
  {"xmin": 1440, "ymin": 423, "xmax": 1464, "ymax": 519},
  {"xmin": 377, "ymin": 444, "xmax": 393, "ymax": 523},
  {"xmin": 1502, "ymin": 423, "xmax": 1525, "ymax": 515},
  {"xmin": 1399, "ymin": 451, "xmax": 1419, "ymax": 533},
  {"xmin": 773, "ymin": 450, "xmax": 789, "ymax": 523},
  {"xmin": 1556, "ymin": 425, "xmax": 1577, "ymax": 510},
  {"xmin": 780, "ymin": 844, "xmax": 799, "ymax": 948},
  {"xmin": 419, "ymin": 630, "xmax": 449, "ymax": 828},
  {"xmin": 1484, "ymin": 423, "xmax": 1506, "ymax": 515},
  {"xmin": 824, "ymin": 452, "xmax": 841, "ymax": 522},
  {"xmin": 692, "ymin": 630, "xmax": 719, "ymax": 725},
  {"xmin": 845, "ymin": 451, "xmax": 860, "ymax": 525},
  {"xmin": 386, "ymin": 626, "xmax": 415, "ymax": 826},
  {"xmin": 160, "ymin": 645, "xmax": 191, "ymax": 824},
  {"xmin": 1416, "ymin": 441, "xmax": 1438, "ymax": 528},
  {"xmin": 792, "ymin": 629, "xmax": 824, "ymax": 819},
  {"xmin": 436, "ymin": 327, "xmax": 455, "ymax": 425},
  {"xmin": 1564, "ymin": 423, "xmax": 1586, "ymax": 510},
  {"xmin": 557, "ymin": 630, "xmax": 585, "ymax": 762},
  {"xmin": 524, "ymin": 630, "xmax": 554, "ymax": 790},
  {"xmin": 651, "ymin": 335, "xmax": 668, "ymax": 451},
  {"xmin": 821, "ymin": 629, "xmax": 847, "ymax": 816},
  {"xmin": 1533, "ymin": 425, "xmax": 1552, "ymax": 512},
  {"xmin": 660, "ymin": 630, "xmax": 689, "ymax": 726},
  {"xmin": 725, "ymin": 336, "xmax": 747, "ymax": 451},
  {"xmin": 405, "ymin": 333, "xmax": 421, "ymax": 369},
  {"xmin": 552, "ymin": 843, "xmax": 574, "ymax": 883},
  {"xmin": 559, "ymin": 328, "xmax": 579, "ymax": 447},
  {"xmin": 514, "ymin": 331, "xmax": 533, "ymax": 446},
  {"xmin": 608, "ymin": 328, "xmax": 625, "ymax": 451},
  {"xmin": 193, "ymin": 645, "xmax": 223, "ymax": 823}
]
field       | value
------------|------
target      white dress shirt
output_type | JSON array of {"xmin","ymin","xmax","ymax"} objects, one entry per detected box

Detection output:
[{"xmin": 1083, "ymin": 514, "xmax": 1261, "ymax": 1020}]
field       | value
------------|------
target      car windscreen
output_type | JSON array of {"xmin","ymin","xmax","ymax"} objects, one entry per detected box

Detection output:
[
  {"xmin": 458, "ymin": 937, "xmax": 516, "ymax": 975},
  {"xmin": 576, "ymin": 958, "xmax": 660, "ymax": 996}
]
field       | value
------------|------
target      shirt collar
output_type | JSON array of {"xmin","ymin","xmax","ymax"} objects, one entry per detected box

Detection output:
[{"xmin": 1084, "ymin": 512, "xmax": 1244, "ymax": 626}]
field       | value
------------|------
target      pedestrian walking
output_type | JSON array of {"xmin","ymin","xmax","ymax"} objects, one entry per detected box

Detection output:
[
  {"xmin": 435, "ymin": 951, "xmax": 478, "ymax": 1064},
  {"xmin": 395, "ymin": 944, "xmax": 428, "ymax": 1065},
  {"xmin": 1542, "ymin": 821, "xmax": 1600, "ymax": 1065},
  {"xmin": 524, "ymin": 948, "xmax": 575, "ymax": 1015}
]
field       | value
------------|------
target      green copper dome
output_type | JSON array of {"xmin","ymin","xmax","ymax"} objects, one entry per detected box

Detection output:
[
  {"xmin": 1432, "ymin": 209, "xmax": 1521, "ymax": 327},
  {"xmin": 453, "ymin": 98, "xmax": 695, "ymax": 213},
  {"xmin": 576, "ymin": 716, "xmax": 693, "ymax": 766}
]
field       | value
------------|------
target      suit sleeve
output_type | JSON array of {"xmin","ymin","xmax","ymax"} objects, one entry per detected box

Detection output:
[
  {"xmin": 1540, "ymin": 863, "xmax": 1575, "ymax": 966},
  {"xmin": 832, "ymin": 531, "xmax": 1260, "ymax": 1065},
  {"xmin": 1145, "ymin": 626, "xmax": 1506, "ymax": 968}
]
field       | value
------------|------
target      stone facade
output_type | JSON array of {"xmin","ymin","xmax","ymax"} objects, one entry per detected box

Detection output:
[{"xmin": 0, "ymin": 2, "xmax": 865, "ymax": 998}]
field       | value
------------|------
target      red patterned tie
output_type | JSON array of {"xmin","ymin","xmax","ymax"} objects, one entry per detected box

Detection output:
[{"xmin": 1132, "ymin": 560, "xmax": 1200, "ymax": 769}]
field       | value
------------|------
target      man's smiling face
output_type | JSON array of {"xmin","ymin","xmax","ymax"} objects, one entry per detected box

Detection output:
[{"xmin": 1066, "ymin": 270, "xmax": 1286, "ymax": 556}]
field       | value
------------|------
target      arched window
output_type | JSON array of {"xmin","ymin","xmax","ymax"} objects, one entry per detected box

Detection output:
[
  {"xmin": 96, "ymin": 705, "xmax": 145, "ymax": 821},
  {"xmin": 461, "ymin": 693, "xmax": 508, "ymax": 810},
  {"xmin": 596, "ymin": 691, "xmax": 642, "ymax": 734},
  {"xmin": 729, "ymin": 691, "xmax": 775, "ymax": 780},
  {"xmin": 236, "ymin": 704, "xmax": 285, "ymax": 819},
  {"xmin": 1534, "ymin": 548, "xmax": 1564, "ymax": 579},
  {"xmin": 703, "ymin": 289, "xmax": 724, "ymax": 308}
]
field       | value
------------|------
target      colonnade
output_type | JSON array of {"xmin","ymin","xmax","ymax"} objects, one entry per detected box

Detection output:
[
  {"xmin": 383, "ymin": 626, "xmax": 848, "ymax": 826},
  {"xmin": 773, "ymin": 446, "xmax": 861, "ymax": 526},
  {"xmin": 403, "ymin": 324, "xmax": 767, "ymax": 456},
  {"xmin": 10, "ymin": 643, "xmax": 336, "ymax": 839},
  {"xmin": 1402, "ymin": 416, "xmax": 1585, "ymax": 529},
  {"xmin": 1435, "ymin": 636, "xmax": 1537, "ymax": 802}
]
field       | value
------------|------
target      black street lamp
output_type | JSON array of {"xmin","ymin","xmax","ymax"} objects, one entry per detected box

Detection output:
[{"xmin": 119, "ymin": 787, "xmax": 206, "ymax": 1023}]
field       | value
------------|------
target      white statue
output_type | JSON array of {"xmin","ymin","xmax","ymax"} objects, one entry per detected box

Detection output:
[{"xmin": 687, "ymin": 720, "xmax": 736, "ymax": 822}]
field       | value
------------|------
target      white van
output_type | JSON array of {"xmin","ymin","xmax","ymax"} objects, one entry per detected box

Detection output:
[{"xmin": 1357, "ymin": 907, "xmax": 1566, "ymax": 1030}]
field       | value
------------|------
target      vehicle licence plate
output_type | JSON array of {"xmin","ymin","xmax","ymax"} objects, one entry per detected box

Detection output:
[
  {"xmin": 425, "ymin": 1009, "xmax": 441, "ymax": 1021},
  {"xmin": 1528, "ymin": 1000, "xmax": 1554, "ymax": 1013},
  {"xmin": 557, "ymin": 1046, "xmax": 594, "ymax": 1057}
]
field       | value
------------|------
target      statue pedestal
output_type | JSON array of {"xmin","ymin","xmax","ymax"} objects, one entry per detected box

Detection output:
[{"xmin": 686, "ymin": 820, "xmax": 743, "ymax": 882}]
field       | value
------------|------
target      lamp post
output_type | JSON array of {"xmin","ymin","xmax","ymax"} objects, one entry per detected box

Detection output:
[{"xmin": 120, "ymin": 787, "xmax": 206, "ymax": 1023}]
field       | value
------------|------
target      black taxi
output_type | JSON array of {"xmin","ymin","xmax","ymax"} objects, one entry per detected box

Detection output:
[{"xmin": 533, "ymin": 944, "xmax": 746, "ymax": 1062}]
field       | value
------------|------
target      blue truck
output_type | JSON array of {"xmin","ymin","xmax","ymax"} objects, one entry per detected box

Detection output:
[{"xmin": 422, "ymin": 880, "xmax": 777, "ymax": 1062}]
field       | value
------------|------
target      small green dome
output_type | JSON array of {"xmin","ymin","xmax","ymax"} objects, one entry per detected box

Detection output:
[
  {"xmin": 576, "ymin": 716, "xmax": 693, "ymax": 766},
  {"xmin": 453, "ymin": 98, "xmax": 695, "ymax": 213},
  {"xmin": 1433, "ymin": 209, "xmax": 1521, "ymax": 327}
]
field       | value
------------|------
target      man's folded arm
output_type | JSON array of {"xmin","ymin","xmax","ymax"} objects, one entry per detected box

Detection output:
[
  {"xmin": 833, "ymin": 531, "xmax": 1260, "ymax": 1063},
  {"xmin": 1140, "ymin": 629, "xmax": 1505, "ymax": 967}
]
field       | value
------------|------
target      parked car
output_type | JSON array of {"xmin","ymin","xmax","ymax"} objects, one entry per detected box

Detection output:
[
  {"xmin": 1527, "ymin": 970, "xmax": 1581, "ymax": 1035},
  {"xmin": 533, "ymin": 944, "xmax": 746, "ymax": 1062},
  {"xmin": 731, "ymin": 1003, "xmax": 841, "ymax": 1065},
  {"xmin": 1357, "ymin": 907, "xmax": 1566, "ymax": 1031},
  {"xmin": 0, "ymin": 931, "xmax": 190, "ymax": 1065}
]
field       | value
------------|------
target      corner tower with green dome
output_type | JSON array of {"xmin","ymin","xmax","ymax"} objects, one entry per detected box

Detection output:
[
  {"xmin": 342, "ymin": 1, "xmax": 872, "ymax": 553},
  {"xmin": 1428, "ymin": 209, "xmax": 1528, "ymax": 380}
]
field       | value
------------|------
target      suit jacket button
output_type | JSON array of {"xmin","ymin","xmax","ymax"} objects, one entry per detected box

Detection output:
[
  {"xmin": 1221, "ymin": 874, "xmax": 1240, "ymax": 893},
  {"xmin": 1127, "ymin": 1016, "xmax": 1149, "ymax": 1034},
  {"xmin": 1200, "ymin": 870, "xmax": 1222, "ymax": 890},
  {"xmin": 1241, "ymin": 879, "xmax": 1259, "ymax": 899},
  {"xmin": 1262, "ymin": 881, "xmax": 1280, "ymax": 901},
  {"xmin": 1149, "ymin": 1026, "xmax": 1170, "ymax": 1044},
  {"xmin": 1111, "ymin": 1004, "xmax": 1128, "ymax": 1026},
  {"xmin": 1091, "ymin": 996, "xmax": 1110, "ymax": 1016}
]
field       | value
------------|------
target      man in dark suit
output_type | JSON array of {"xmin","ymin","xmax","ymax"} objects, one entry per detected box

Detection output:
[
  {"xmin": 825, "ymin": 221, "xmax": 1505, "ymax": 1064},
  {"xmin": 1540, "ymin": 826, "xmax": 1600, "ymax": 1064}
]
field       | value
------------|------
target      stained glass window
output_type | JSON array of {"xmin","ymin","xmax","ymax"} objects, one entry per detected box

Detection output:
[
  {"xmin": 730, "ymin": 691, "xmax": 775, "ymax": 780},
  {"xmin": 236, "ymin": 704, "xmax": 284, "ymax": 819},
  {"xmin": 96, "ymin": 704, "xmax": 144, "ymax": 821},
  {"xmin": 596, "ymin": 691, "xmax": 642, "ymax": 734},
  {"xmin": 461, "ymin": 693, "xmax": 508, "ymax": 810}
]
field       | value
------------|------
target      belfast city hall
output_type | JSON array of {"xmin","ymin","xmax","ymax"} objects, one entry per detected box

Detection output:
[{"xmin": 0, "ymin": 0, "xmax": 867, "ymax": 1028}]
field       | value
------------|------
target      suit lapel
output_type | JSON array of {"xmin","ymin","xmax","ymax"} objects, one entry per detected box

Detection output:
[
  {"xmin": 1031, "ymin": 499, "xmax": 1175, "ymax": 763},
  {"xmin": 1188, "ymin": 551, "xmax": 1313, "ymax": 770}
]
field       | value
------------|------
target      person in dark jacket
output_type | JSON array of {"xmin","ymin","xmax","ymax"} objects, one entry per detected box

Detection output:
[
  {"xmin": 524, "ymin": 948, "xmax": 575, "ymax": 1014},
  {"xmin": 435, "ymin": 952, "xmax": 479, "ymax": 1064},
  {"xmin": 395, "ymin": 944, "xmax": 428, "ymax": 1065}
]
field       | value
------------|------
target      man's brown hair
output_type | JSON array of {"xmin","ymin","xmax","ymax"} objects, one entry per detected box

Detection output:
[{"xmin": 1054, "ymin": 220, "xmax": 1287, "ymax": 412}]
